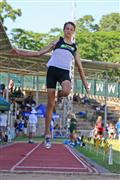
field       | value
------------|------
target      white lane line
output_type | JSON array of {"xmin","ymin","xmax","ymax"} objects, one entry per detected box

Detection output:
[
  {"xmin": 10, "ymin": 143, "xmax": 40, "ymax": 172},
  {"xmin": 16, "ymin": 166, "xmax": 87, "ymax": 170},
  {"xmin": 65, "ymin": 145, "xmax": 93, "ymax": 173},
  {"xmin": 68, "ymin": 147, "xmax": 98, "ymax": 173}
]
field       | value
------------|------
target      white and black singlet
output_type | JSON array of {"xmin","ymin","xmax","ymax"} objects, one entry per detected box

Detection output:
[{"xmin": 46, "ymin": 37, "xmax": 77, "ymax": 89}]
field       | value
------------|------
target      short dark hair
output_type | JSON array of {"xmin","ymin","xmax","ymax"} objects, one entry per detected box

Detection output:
[{"xmin": 63, "ymin": 21, "xmax": 76, "ymax": 31}]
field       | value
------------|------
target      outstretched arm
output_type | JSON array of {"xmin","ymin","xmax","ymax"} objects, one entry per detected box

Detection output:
[
  {"xmin": 74, "ymin": 51, "xmax": 89, "ymax": 93},
  {"xmin": 10, "ymin": 40, "xmax": 58, "ymax": 57}
]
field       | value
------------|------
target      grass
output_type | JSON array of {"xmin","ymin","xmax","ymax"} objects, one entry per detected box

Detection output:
[
  {"xmin": 75, "ymin": 139, "xmax": 120, "ymax": 174},
  {"xmin": 13, "ymin": 135, "xmax": 66, "ymax": 143}
]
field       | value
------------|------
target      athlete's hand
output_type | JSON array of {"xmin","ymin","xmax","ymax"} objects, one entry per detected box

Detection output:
[
  {"xmin": 10, "ymin": 48, "xmax": 19, "ymax": 55},
  {"xmin": 85, "ymin": 86, "xmax": 90, "ymax": 94}
]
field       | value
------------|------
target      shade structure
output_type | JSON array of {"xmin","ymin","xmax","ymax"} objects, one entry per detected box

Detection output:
[{"xmin": 0, "ymin": 96, "xmax": 10, "ymax": 111}]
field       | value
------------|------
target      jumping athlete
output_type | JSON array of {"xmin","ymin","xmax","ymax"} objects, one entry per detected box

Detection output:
[{"xmin": 11, "ymin": 21, "xmax": 89, "ymax": 148}]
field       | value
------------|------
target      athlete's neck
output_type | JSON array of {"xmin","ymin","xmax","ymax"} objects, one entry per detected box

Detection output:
[{"xmin": 63, "ymin": 37, "xmax": 72, "ymax": 44}]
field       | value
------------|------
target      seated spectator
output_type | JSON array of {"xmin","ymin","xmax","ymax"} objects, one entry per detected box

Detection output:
[
  {"xmin": 73, "ymin": 93, "xmax": 77, "ymax": 102},
  {"xmin": 0, "ymin": 83, "xmax": 6, "ymax": 97},
  {"xmin": 24, "ymin": 93, "xmax": 36, "ymax": 107},
  {"xmin": 108, "ymin": 122, "xmax": 116, "ymax": 139},
  {"xmin": 81, "ymin": 94, "xmax": 89, "ymax": 104},
  {"xmin": 76, "ymin": 93, "xmax": 81, "ymax": 103},
  {"xmin": 16, "ymin": 87, "xmax": 24, "ymax": 98}
]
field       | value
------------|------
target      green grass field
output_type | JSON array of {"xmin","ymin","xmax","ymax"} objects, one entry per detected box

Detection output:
[
  {"xmin": 14, "ymin": 135, "xmax": 66, "ymax": 143},
  {"xmin": 76, "ymin": 139, "xmax": 120, "ymax": 174}
]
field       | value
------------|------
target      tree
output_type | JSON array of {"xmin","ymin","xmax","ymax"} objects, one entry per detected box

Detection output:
[
  {"xmin": 99, "ymin": 13, "xmax": 120, "ymax": 31},
  {"xmin": 11, "ymin": 28, "xmax": 47, "ymax": 50},
  {"xmin": 49, "ymin": 27, "xmax": 62, "ymax": 36},
  {"xmin": 76, "ymin": 15, "xmax": 99, "ymax": 32},
  {"xmin": 11, "ymin": 27, "xmax": 62, "ymax": 50},
  {"xmin": 0, "ymin": 0, "xmax": 21, "ymax": 24},
  {"xmin": 76, "ymin": 31, "xmax": 120, "ymax": 63}
]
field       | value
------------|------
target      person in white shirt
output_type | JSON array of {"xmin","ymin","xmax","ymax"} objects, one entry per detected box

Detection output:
[
  {"xmin": 28, "ymin": 108, "xmax": 38, "ymax": 143},
  {"xmin": 11, "ymin": 21, "xmax": 89, "ymax": 148},
  {"xmin": 0, "ymin": 110, "xmax": 8, "ymax": 141}
]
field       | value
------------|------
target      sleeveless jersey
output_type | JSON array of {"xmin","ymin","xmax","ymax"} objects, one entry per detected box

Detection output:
[{"xmin": 47, "ymin": 37, "xmax": 77, "ymax": 71}]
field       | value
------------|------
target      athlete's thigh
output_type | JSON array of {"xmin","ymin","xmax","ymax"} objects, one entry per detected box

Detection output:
[
  {"xmin": 47, "ymin": 88, "xmax": 56, "ymax": 103},
  {"xmin": 46, "ymin": 67, "xmax": 57, "ymax": 89}
]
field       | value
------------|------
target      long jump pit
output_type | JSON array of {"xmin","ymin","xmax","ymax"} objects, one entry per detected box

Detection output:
[{"xmin": 0, "ymin": 142, "xmax": 98, "ymax": 174}]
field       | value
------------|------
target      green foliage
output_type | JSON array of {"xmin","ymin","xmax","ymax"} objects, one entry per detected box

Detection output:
[
  {"xmin": 75, "ymin": 30, "xmax": 120, "ymax": 79},
  {"xmin": 99, "ymin": 13, "xmax": 120, "ymax": 31},
  {"xmin": 76, "ymin": 31, "xmax": 120, "ymax": 63},
  {"xmin": 0, "ymin": 0, "xmax": 21, "ymax": 24},
  {"xmin": 76, "ymin": 15, "xmax": 99, "ymax": 32},
  {"xmin": 11, "ymin": 27, "xmax": 62, "ymax": 50},
  {"xmin": 11, "ymin": 28, "xmax": 47, "ymax": 50}
]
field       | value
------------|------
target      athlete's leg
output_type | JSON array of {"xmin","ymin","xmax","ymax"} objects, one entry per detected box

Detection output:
[
  {"xmin": 45, "ymin": 88, "xmax": 56, "ymax": 135},
  {"xmin": 58, "ymin": 80, "xmax": 71, "ymax": 97}
]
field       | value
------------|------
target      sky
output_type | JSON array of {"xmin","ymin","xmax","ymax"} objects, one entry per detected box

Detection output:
[{"xmin": 5, "ymin": 0, "xmax": 120, "ymax": 35}]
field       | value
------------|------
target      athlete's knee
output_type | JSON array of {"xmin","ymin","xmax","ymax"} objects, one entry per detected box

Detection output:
[{"xmin": 62, "ymin": 89, "xmax": 70, "ymax": 96}]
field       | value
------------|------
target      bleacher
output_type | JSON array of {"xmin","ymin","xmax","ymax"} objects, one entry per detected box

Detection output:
[{"xmin": 26, "ymin": 90, "xmax": 119, "ymax": 131}]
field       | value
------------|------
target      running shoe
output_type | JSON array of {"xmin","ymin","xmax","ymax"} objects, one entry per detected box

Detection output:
[
  {"xmin": 44, "ymin": 135, "xmax": 51, "ymax": 149},
  {"xmin": 28, "ymin": 140, "xmax": 34, "ymax": 144}
]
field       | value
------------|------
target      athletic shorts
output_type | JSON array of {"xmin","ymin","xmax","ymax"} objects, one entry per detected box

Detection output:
[
  {"xmin": 46, "ymin": 66, "xmax": 71, "ymax": 89},
  {"xmin": 28, "ymin": 124, "xmax": 36, "ymax": 133}
]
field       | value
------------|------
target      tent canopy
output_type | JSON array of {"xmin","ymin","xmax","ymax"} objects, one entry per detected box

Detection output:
[{"xmin": 0, "ymin": 96, "xmax": 10, "ymax": 111}]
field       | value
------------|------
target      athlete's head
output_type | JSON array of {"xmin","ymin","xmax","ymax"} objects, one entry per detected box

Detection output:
[{"xmin": 63, "ymin": 21, "xmax": 76, "ymax": 39}]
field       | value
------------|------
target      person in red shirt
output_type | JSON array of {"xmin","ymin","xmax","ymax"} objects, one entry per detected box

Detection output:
[{"xmin": 94, "ymin": 116, "xmax": 104, "ymax": 139}]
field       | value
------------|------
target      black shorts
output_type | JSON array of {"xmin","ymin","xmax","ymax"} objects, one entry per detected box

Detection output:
[{"xmin": 46, "ymin": 66, "xmax": 71, "ymax": 89}]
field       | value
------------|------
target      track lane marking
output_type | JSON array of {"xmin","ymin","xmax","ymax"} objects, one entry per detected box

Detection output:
[
  {"xmin": 65, "ymin": 145, "xmax": 96, "ymax": 173},
  {"xmin": 10, "ymin": 143, "xmax": 40, "ymax": 172},
  {"xmin": 16, "ymin": 166, "xmax": 87, "ymax": 170}
]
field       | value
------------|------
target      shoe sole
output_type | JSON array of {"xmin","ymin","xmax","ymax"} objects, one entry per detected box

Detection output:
[{"xmin": 45, "ymin": 144, "xmax": 51, "ymax": 149}]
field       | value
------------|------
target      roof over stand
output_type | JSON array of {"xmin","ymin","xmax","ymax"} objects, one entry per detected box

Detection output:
[{"xmin": 0, "ymin": 21, "xmax": 120, "ymax": 77}]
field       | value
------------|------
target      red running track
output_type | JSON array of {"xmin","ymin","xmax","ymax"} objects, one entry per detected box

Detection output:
[{"xmin": 0, "ymin": 143, "xmax": 97, "ymax": 173}]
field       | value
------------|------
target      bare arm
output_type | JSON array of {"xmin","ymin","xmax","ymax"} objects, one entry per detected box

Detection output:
[
  {"xmin": 74, "ymin": 51, "xmax": 89, "ymax": 93},
  {"xmin": 10, "ymin": 40, "xmax": 58, "ymax": 57}
]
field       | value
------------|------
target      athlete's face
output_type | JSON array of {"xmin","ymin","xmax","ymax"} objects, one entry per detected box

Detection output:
[{"xmin": 64, "ymin": 24, "xmax": 75, "ymax": 39}]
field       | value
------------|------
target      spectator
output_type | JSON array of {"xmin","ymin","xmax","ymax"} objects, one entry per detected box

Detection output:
[
  {"xmin": 17, "ymin": 118, "xmax": 24, "ymax": 136},
  {"xmin": 0, "ymin": 110, "xmax": 8, "ymax": 142},
  {"xmin": 93, "ymin": 116, "xmax": 104, "ymax": 139},
  {"xmin": 28, "ymin": 108, "xmax": 38, "ymax": 143},
  {"xmin": 73, "ymin": 93, "xmax": 77, "ymax": 103},
  {"xmin": 14, "ymin": 119, "xmax": 19, "ymax": 137},
  {"xmin": 16, "ymin": 87, "xmax": 24, "ymax": 98},
  {"xmin": 69, "ymin": 113, "xmax": 77, "ymax": 145},
  {"xmin": 24, "ymin": 93, "xmax": 36, "ymax": 107},
  {"xmin": 0, "ymin": 83, "xmax": 5, "ymax": 97},
  {"xmin": 23, "ymin": 118, "xmax": 28, "ymax": 137},
  {"xmin": 108, "ymin": 122, "xmax": 116, "ymax": 139},
  {"xmin": 8, "ymin": 79, "xmax": 14, "ymax": 94},
  {"xmin": 81, "ymin": 94, "xmax": 89, "ymax": 104},
  {"xmin": 115, "ymin": 117, "xmax": 120, "ymax": 141}
]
